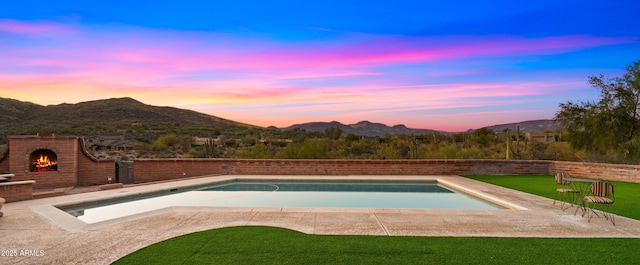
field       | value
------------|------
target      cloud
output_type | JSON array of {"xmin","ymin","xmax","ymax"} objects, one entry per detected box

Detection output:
[
  {"xmin": 0, "ymin": 19, "xmax": 77, "ymax": 37},
  {"xmin": 0, "ymin": 20, "xmax": 631, "ymax": 130},
  {"xmin": 3, "ymin": 21, "xmax": 631, "ymax": 81}
]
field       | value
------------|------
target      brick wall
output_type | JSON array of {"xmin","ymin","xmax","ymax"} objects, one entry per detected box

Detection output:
[
  {"xmin": 76, "ymin": 137, "xmax": 116, "ymax": 186},
  {"xmin": 220, "ymin": 159, "xmax": 551, "ymax": 176},
  {"xmin": 132, "ymin": 159, "xmax": 550, "ymax": 183},
  {"xmin": 131, "ymin": 158, "xmax": 640, "ymax": 184},
  {"xmin": 133, "ymin": 159, "xmax": 224, "ymax": 183},
  {"xmin": 551, "ymin": 161, "xmax": 640, "ymax": 183},
  {"xmin": 0, "ymin": 148, "xmax": 8, "ymax": 174},
  {"xmin": 0, "ymin": 181, "xmax": 34, "ymax": 202}
]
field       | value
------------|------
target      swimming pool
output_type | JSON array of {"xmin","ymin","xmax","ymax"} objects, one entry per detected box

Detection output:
[{"xmin": 58, "ymin": 179, "xmax": 506, "ymax": 224}]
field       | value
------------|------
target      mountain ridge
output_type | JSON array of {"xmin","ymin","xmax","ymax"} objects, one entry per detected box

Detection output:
[
  {"xmin": 0, "ymin": 97, "xmax": 260, "ymax": 139},
  {"xmin": 482, "ymin": 119, "xmax": 563, "ymax": 133},
  {"xmin": 0, "ymin": 97, "xmax": 562, "ymax": 139},
  {"xmin": 282, "ymin": 119, "xmax": 562, "ymax": 137},
  {"xmin": 282, "ymin": 120, "xmax": 441, "ymax": 137}
]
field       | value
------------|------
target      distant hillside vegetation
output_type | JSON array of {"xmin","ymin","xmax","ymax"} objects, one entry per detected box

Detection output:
[
  {"xmin": 0, "ymin": 97, "xmax": 262, "ymax": 142},
  {"xmin": 482, "ymin": 119, "xmax": 563, "ymax": 133},
  {"xmin": 282, "ymin": 119, "xmax": 562, "ymax": 137},
  {"xmin": 282, "ymin": 120, "xmax": 441, "ymax": 137},
  {"xmin": 0, "ymin": 97, "xmax": 45, "ymax": 123}
]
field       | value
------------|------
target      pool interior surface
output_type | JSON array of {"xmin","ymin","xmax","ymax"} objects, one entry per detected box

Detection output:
[{"xmin": 59, "ymin": 180, "xmax": 506, "ymax": 224}]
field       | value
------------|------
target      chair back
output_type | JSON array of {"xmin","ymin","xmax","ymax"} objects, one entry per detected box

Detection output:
[
  {"xmin": 555, "ymin": 172, "xmax": 571, "ymax": 185},
  {"xmin": 590, "ymin": 181, "xmax": 614, "ymax": 197}
]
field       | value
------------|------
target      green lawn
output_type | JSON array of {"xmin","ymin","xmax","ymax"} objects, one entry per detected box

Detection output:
[
  {"xmin": 113, "ymin": 175, "xmax": 640, "ymax": 265},
  {"xmin": 465, "ymin": 175, "xmax": 640, "ymax": 220},
  {"xmin": 113, "ymin": 226, "xmax": 640, "ymax": 265}
]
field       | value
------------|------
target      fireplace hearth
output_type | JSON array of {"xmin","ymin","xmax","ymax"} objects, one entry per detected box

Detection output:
[{"xmin": 30, "ymin": 149, "xmax": 58, "ymax": 172}]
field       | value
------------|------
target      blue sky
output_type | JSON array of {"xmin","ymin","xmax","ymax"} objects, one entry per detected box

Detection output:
[{"xmin": 1, "ymin": 1, "xmax": 639, "ymax": 131}]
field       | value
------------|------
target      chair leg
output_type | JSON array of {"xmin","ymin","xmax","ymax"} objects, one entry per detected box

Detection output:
[
  {"xmin": 602, "ymin": 204, "xmax": 615, "ymax": 226},
  {"xmin": 587, "ymin": 201, "xmax": 599, "ymax": 222},
  {"xmin": 560, "ymin": 193, "xmax": 574, "ymax": 211},
  {"xmin": 610, "ymin": 212, "xmax": 616, "ymax": 226},
  {"xmin": 586, "ymin": 202, "xmax": 613, "ymax": 225},
  {"xmin": 556, "ymin": 192, "xmax": 577, "ymax": 211},
  {"xmin": 574, "ymin": 196, "xmax": 589, "ymax": 216},
  {"xmin": 574, "ymin": 199, "xmax": 583, "ymax": 216}
]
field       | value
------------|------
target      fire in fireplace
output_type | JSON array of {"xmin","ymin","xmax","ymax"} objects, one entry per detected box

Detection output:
[{"xmin": 30, "ymin": 149, "xmax": 58, "ymax": 172}]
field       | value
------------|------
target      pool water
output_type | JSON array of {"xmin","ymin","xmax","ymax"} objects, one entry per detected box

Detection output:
[
  {"xmin": 200, "ymin": 181, "xmax": 453, "ymax": 192},
  {"xmin": 60, "ymin": 180, "xmax": 505, "ymax": 224}
]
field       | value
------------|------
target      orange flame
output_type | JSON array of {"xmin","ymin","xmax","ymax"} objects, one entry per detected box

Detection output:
[{"xmin": 33, "ymin": 155, "xmax": 58, "ymax": 171}]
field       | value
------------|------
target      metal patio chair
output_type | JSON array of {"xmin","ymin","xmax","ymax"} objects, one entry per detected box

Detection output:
[
  {"xmin": 583, "ymin": 180, "xmax": 615, "ymax": 225},
  {"xmin": 553, "ymin": 171, "xmax": 580, "ymax": 211}
]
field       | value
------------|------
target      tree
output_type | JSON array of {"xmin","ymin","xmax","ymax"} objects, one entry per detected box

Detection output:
[
  {"xmin": 150, "ymin": 134, "xmax": 179, "ymax": 151},
  {"xmin": 469, "ymin": 128, "xmax": 496, "ymax": 147},
  {"xmin": 324, "ymin": 127, "xmax": 343, "ymax": 140},
  {"xmin": 345, "ymin": 133, "xmax": 359, "ymax": 142},
  {"xmin": 555, "ymin": 60, "xmax": 640, "ymax": 161},
  {"xmin": 235, "ymin": 143, "xmax": 273, "ymax": 159}
]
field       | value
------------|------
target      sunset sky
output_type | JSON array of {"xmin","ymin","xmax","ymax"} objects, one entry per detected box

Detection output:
[{"xmin": 1, "ymin": 1, "xmax": 639, "ymax": 132}]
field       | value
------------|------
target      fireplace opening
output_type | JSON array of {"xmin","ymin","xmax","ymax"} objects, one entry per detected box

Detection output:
[{"xmin": 30, "ymin": 149, "xmax": 58, "ymax": 172}]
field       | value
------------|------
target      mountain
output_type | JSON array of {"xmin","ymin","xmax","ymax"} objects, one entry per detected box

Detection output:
[
  {"xmin": 482, "ymin": 119, "xmax": 563, "ymax": 133},
  {"xmin": 282, "ymin": 120, "xmax": 440, "ymax": 137},
  {"xmin": 0, "ymin": 97, "xmax": 563, "ymax": 141},
  {"xmin": 283, "ymin": 119, "xmax": 563, "ymax": 137},
  {"xmin": 0, "ymin": 97, "xmax": 45, "ymax": 123},
  {"xmin": 0, "ymin": 97, "xmax": 260, "ymax": 139}
]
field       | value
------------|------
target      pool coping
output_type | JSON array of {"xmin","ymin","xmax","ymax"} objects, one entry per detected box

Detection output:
[{"xmin": 2, "ymin": 175, "xmax": 640, "ymax": 264}]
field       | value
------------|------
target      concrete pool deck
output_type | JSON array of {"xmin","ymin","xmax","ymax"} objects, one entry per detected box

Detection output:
[{"xmin": 1, "ymin": 175, "xmax": 640, "ymax": 264}]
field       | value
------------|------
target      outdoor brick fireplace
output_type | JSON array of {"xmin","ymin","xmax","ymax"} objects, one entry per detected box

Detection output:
[{"xmin": 0, "ymin": 133, "xmax": 115, "ymax": 190}]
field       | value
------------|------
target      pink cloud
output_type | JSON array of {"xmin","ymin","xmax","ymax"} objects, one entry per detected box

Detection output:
[
  {"xmin": 0, "ymin": 21, "xmax": 622, "ymax": 130},
  {"xmin": 3, "ymin": 21, "xmax": 630, "ymax": 75},
  {"xmin": 37, "ymin": 29, "xmax": 629, "ymax": 75},
  {"xmin": 0, "ymin": 19, "xmax": 76, "ymax": 37},
  {"xmin": 203, "ymin": 35, "xmax": 633, "ymax": 70}
]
